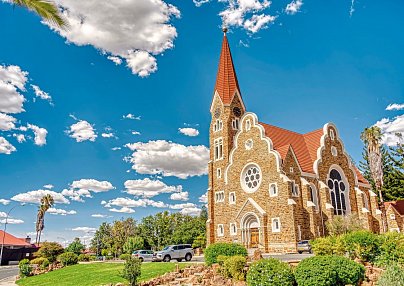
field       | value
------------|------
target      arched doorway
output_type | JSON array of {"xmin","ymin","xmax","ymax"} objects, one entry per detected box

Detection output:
[{"xmin": 241, "ymin": 213, "xmax": 261, "ymax": 248}]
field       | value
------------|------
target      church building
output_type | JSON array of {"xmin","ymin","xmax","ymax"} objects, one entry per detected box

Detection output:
[{"xmin": 207, "ymin": 30, "xmax": 383, "ymax": 253}]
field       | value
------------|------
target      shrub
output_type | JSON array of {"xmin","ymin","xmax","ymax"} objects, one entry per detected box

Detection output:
[
  {"xmin": 295, "ymin": 256, "xmax": 364, "ymax": 286},
  {"xmin": 19, "ymin": 259, "xmax": 32, "ymax": 278},
  {"xmin": 120, "ymin": 254, "xmax": 132, "ymax": 261},
  {"xmin": 57, "ymin": 252, "xmax": 78, "ymax": 267},
  {"xmin": 311, "ymin": 236, "xmax": 345, "ymax": 256},
  {"xmin": 30, "ymin": 257, "xmax": 50, "ymax": 270},
  {"xmin": 35, "ymin": 242, "xmax": 64, "ymax": 263},
  {"xmin": 216, "ymin": 255, "xmax": 228, "ymax": 266},
  {"xmin": 105, "ymin": 255, "xmax": 114, "ymax": 260},
  {"xmin": 376, "ymin": 264, "xmax": 404, "ymax": 286},
  {"xmin": 121, "ymin": 257, "xmax": 142, "ymax": 286},
  {"xmin": 223, "ymin": 255, "xmax": 246, "ymax": 281},
  {"xmin": 246, "ymin": 258, "xmax": 295, "ymax": 286},
  {"xmin": 204, "ymin": 243, "xmax": 247, "ymax": 266},
  {"xmin": 343, "ymin": 231, "xmax": 380, "ymax": 262},
  {"xmin": 326, "ymin": 214, "xmax": 364, "ymax": 236},
  {"xmin": 78, "ymin": 254, "xmax": 90, "ymax": 262},
  {"xmin": 192, "ymin": 235, "xmax": 206, "ymax": 249},
  {"xmin": 89, "ymin": 255, "xmax": 97, "ymax": 261},
  {"xmin": 376, "ymin": 232, "xmax": 404, "ymax": 267}
]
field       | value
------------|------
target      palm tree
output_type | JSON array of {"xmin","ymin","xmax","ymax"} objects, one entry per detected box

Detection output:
[
  {"xmin": 11, "ymin": 0, "xmax": 67, "ymax": 29},
  {"xmin": 35, "ymin": 194, "xmax": 55, "ymax": 244},
  {"xmin": 360, "ymin": 126, "xmax": 386, "ymax": 232}
]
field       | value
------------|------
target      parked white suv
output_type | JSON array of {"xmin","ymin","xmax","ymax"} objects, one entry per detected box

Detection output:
[{"xmin": 153, "ymin": 244, "xmax": 193, "ymax": 262}]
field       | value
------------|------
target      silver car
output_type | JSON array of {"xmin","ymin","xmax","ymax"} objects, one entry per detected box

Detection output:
[
  {"xmin": 153, "ymin": 244, "xmax": 193, "ymax": 262},
  {"xmin": 132, "ymin": 250, "xmax": 154, "ymax": 262},
  {"xmin": 297, "ymin": 240, "xmax": 312, "ymax": 254}
]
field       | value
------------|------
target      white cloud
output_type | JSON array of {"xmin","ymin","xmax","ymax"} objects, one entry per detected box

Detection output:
[
  {"xmin": 199, "ymin": 193, "xmax": 208, "ymax": 204},
  {"xmin": 169, "ymin": 202, "xmax": 201, "ymax": 216},
  {"xmin": 0, "ymin": 212, "xmax": 6, "ymax": 218},
  {"xmin": 44, "ymin": 0, "xmax": 180, "ymax": 77},
  {"xmin": 0, "ymin": 113, "xmax": 16, "ymax": 131},
  {"xmin": 13, "ymin": 134, "xmax": 26, "ymax": 143},
  {"xmin": 11, "ymin": 189, "xmax": 69, "ymax": 204},
  {"xmin": 43, "ymin": 184, "xmax": 54, "ymax": 189},
  {"xmin": 27, "ymin": 124, "xmax": 48, "ymax": 146},
  {"xmin": 111, "ymin": 147, "xmax": 121, "ymax": 151},
  {"xmin": 48, "ymin": 207, "xmax": 77, "ymax": 216},
  {"xmin": 110, "ymin": 207, "xmax": 135, "ymax": 214},
  {"xmin": 170, "ymin": 191, "xmax": 189, "ymax": 201},
  {"xmin": 193, "ymin": 0, "xmax": 210, "ymax": 7},
  {"xmin": 62, "ymin": 179, "xmax": 115, "ymax": 202},
  {"xmin": 72, "ymin": 227, "xmax": 96, "ymax": 233},
  {"xmin": 218, "ymin": 0, "xmax": 276, "ymax": 34},
  {"xmin": 1, "ymin": 218, "xmax": 24, "ymax": 224},
  {"xmin": 349, "ymin": 0, "xmax": 355, "ymax": 17},
  {"xmin": 104, "ymin": 197, "xmax": 147, "ymax": 208},
  {"xmin": 101, "ymin": 200, "xmax": 107, "ymax": 205},
  {"xmin": 101, "ymin": 132, "xmax": 115, "ymax": 138},
  {"xmin": 0, "ymin": 65, "xmax": 27, "ymax": 114},
  {"xmin": 67, "ymin": 120, "xmax": 97, "ymax": 142},
  {"xmin": 285, "ymin": 0, "xmax": 303, "ymax": 15},
  {"xmin": 178, "ymin": 127, "xmax": 199, "ymax": 137},
  {"xmin": 0, "ymin": 199, "xmax": 10, "ymax": 205},
  {"xmin": 0, "ymin": 137, "xmax": 16, "ymax": 154},
  {"xmin": 132, "ymin": 131, "xmax": 141, "ymax": 135},
  {"xmin": 374, "ymin": 114, "xmax": 404, "ymax": 146},
  {"xmin": 124, "ymin": 178, "xmax": 182, "ymax": 198},
  {"xmin": 386, "ymin": 103, "xmax": 404, "ymax": 111},
  {"xmin": 31, "ymin": 84, "xmax": 53, "ymax": 104},
  {"xmin": 125, "ymin": 140, "xmax": 209, "ymax": 179},
  {"xmin": 123, "ymin": 114, "xmax": 141, "ymax": 120},
  {"xmin": 91, "ymin": 214, "xmax": 107, "ymax": 218},
  {"xmin": 107, "ymin": 56, "xmax": 123, "ymax": 65}
]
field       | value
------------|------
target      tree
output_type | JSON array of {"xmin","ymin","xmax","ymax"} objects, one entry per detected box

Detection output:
[
  {"xmin": 35, "ymin": 241, "xmax": 64, "ymax": 263},
  {"xmin": 123, "ymin": 236, "xmax": 144, "ymax": 254},
  {"xmin": 66, "ymin": 238, "xmax": 85, "ymax": 255},
  {"xmin": 90, "ymin": 222, "xmax": 113, "ymax": 256},
  {"xmin": 35, "ymin": 194, "xmax": 54, "ymax": 244},
  {"xmin": 10, "ymin": 0, "xmax": 67, "ymax": 29}
]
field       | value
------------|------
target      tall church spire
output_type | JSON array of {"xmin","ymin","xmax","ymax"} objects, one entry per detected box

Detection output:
[{"xmin": 214, "ymin": 28, "xmax": 241, "ymax": 105}]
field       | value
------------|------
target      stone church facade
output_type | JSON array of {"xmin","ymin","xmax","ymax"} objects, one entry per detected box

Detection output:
[{"xmin": 206, "ymin": 31, "xmax": 384, "ymax": 253}]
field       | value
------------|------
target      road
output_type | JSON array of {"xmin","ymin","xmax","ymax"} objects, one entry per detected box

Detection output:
[{"xmin": 0, "ymin": 266, "xmax": 18, "ymax": 282}]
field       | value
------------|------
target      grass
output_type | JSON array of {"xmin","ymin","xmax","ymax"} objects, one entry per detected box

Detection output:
[{"xmin": 16, "ymin": 262, "xmax": 189, "ymax": 286}]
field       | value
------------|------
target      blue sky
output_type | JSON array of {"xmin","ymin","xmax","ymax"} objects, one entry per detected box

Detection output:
[{"xmin": 0, "ymin": 0, "xmax": 403, "ymax": 244}]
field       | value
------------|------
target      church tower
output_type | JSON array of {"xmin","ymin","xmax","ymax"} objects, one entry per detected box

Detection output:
[{"xmin": 207, "ymin": 29, "xmax": 246, "ymax": 245}]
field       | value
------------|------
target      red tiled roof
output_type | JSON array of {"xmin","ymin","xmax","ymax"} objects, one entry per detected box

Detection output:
[
  {"xmin": 214, "ymin": 33, "xmax": 241, "ymax": 105},
  {"xmin": 260, "ymin": 122, "xmax": 368, "ymax": 184},
  {"xmin": 0, "ymin": 231, "xmax": 31, "ymax": 246},
  {"xmin": 385, "ymin": 200, "xmax": 404, "ymax": 216}
]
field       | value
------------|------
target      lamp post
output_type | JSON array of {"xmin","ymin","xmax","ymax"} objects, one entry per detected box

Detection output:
[{"xmin": 0, "ymin": 203, "xmax": 25, "ymax": 266}]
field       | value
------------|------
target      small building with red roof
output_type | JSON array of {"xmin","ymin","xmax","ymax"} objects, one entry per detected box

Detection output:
[
  {"xmin": 385, "ymin": 200, "xmax": 404, "ymax": 232},
  {"xmin": 207, "ymin": 30, "xmax": 382, "ymax": 253},
  {"xmin": 0, "ymin": 231, "xmax": 38, "ymax": 265}
]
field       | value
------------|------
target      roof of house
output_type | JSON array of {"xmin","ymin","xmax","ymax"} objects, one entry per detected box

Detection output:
[
  {"xmin": 260, "ymin": 122, "xmax": 368, "ymax": 184},
  {"xmin": 214, "ymin": 33, "xmax": 241, "ymax": 105},
  {"xmin": 0, "ymin": 231, "xmax": 31, "ymax": 247},
  {"xmin": 385, "ymin": 200, "xmax": 404, "ymax": 216}
]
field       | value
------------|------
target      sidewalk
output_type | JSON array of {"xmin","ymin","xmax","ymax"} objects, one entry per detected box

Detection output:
[{"xmin": 0, "ymin": 276, "xmax": 17, "ymax": 286}]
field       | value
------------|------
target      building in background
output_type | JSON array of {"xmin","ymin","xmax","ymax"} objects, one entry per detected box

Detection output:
[
  {"xmin": 0, "ymin": 231, "xmax": 38, "ymax": 265},
  {"xmin": 385, "ymin": 200, "xmax": 404, "ymax": 233}
]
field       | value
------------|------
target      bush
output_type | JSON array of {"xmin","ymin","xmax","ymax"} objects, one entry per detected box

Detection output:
[
  {"xmin": 246, "ymin": 258, "xmax": 295, "ymax": 286},
  {"xmin": 326, "ymin": 214, "xmax": 364, "ymax": 236},
  {"xmin": 35, "ymin": 242, "xmax": 64, "ymax": 263},
  {"xmin": 376, "ymin": 232, "xmax": 404, "ymax": 267},
  {"xmin": 376, "ymin": 264, "xmax": 404, "ymax": 286},
  {"xmin": 89, "ymin": 255, "xmax": 97, "ymax": 261},
  {"xmin": 121, "ymin": 257, "xmax": 142, "ymax": 286},
  {"xmin": 222, "ymin": 255, "xmax": 246, "ymax": 281},
  {"xmin": 105, "ymin": 255, "xmax": 114, "ymax": 260},
  {"xmin": 30, "ymin": 257, "xmax": 50, "ymax": 270},
  {"xmin": 295, "ymin": 256, "xmax": 364, "ymax": 286},
  {"xmin": 343, "ymin": 231, "xmax": 380, "ymax": 262},
  {"xmin": 311, "ymin": 236, "xmax": 345, "ymax": 256},
  {"xmin": 57, "ymin": 252, "xmax": 78, "ymax": 267},
  {"xmin": 120, "ymin": 254, "xmax": 132, "ymax": 261},
  {"xmin": 19, "ymin": 259, "xmax": 32, "ymax": 278},
  {"xmin": 204, "ymin": 243, "xmax": 247, "ymax": 266},
  {"xmin": 78, "ymin": 254, "xmax": 90, "ymax": 262}
]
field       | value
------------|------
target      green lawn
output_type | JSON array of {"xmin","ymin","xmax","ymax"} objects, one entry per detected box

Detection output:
[{"xmin": 16, "ymin": 262, "xmax": 188, "ymax": 286}]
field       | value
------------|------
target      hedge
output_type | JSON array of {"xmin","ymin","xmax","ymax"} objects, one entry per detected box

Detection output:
[
  {"xmin": 246, "ymin": 258, "xmax": 295, "ymax": 286},
  {"xmin": 204, "ymin": 243, "xmax": 247, "ymax": 266}
]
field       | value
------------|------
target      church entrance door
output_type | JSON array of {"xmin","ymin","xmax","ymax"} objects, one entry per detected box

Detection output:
[{"xmin": 250, "ymin": 228, "xmax": 259, "ymax": 248}]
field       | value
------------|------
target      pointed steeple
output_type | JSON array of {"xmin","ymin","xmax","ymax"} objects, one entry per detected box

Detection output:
[{"xmin": 214, "ymin": 28, "xmax": 241, "ymax": 105}]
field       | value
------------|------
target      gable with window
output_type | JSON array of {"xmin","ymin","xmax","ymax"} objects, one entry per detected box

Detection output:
[{"xmin": 327, "ymin": 168, "xmax": 349, "ymax": 215}]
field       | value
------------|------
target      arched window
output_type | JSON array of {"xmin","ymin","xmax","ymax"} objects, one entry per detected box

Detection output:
[{"xmin": 327, "ymin": 169, "xmax": 348, "ymax": 215}]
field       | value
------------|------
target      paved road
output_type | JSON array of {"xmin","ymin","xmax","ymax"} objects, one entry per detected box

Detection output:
[{"xmin": 0, "ymin": 266, "xmax": 18, "ymax": 282}]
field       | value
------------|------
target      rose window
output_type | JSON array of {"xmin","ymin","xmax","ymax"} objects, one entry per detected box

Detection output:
[{"xmin": 241, "ymin": 164, "xmax": 261, "ymax": 193}]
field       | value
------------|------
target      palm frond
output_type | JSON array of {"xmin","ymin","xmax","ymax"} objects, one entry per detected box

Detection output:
[{"xmin": 13, "ymin": 0, "xmax": 68, "ymax": 29}]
